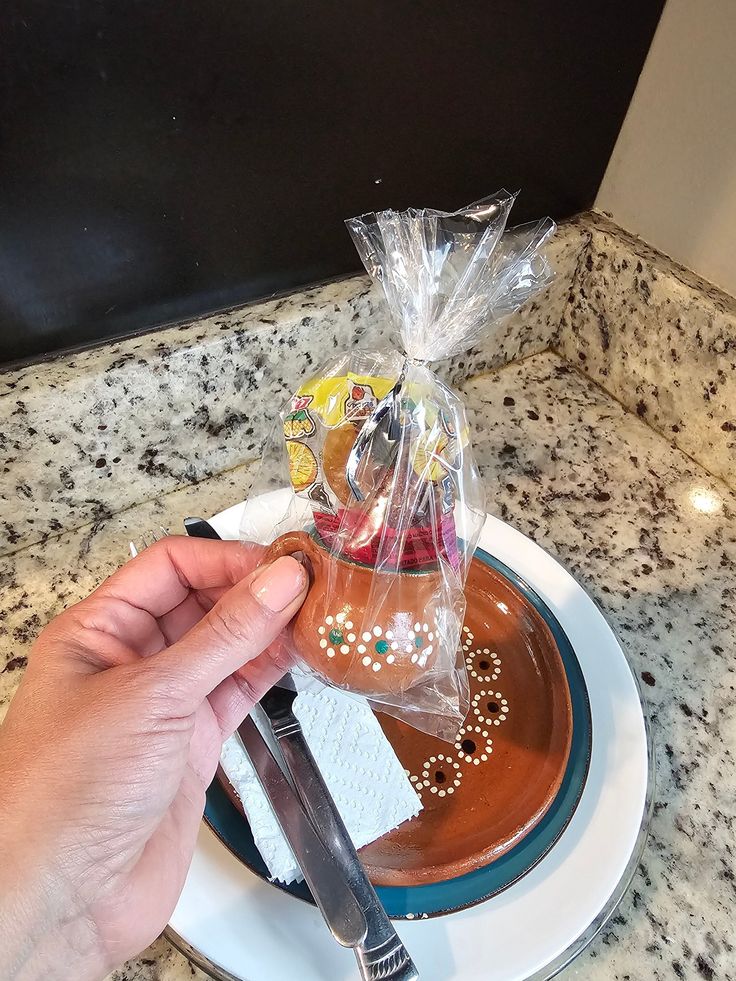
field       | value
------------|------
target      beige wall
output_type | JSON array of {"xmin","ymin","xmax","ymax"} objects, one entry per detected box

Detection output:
[{"xmin": 596, "ymin": 0, "xmax": 736, "ymax": 297}]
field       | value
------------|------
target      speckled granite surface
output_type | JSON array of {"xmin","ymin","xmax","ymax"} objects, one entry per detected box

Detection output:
[
  {"xmin": 0, "ymin": 223, "xmax": 587, "ymax": 559},
  {"xmin": 0, "ymin": 462, "xmax": 257, "ymax": 717},
  {"xmin": 1, "ymin": 352, "xmax": 733, "ymax": 981},
  {"xmin": 557, "ymin": 215, "xmax": 736, "ymax": 491}
]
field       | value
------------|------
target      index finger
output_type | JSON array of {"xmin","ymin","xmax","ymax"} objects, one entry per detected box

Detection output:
[{"xmin": 94, "ymin": 537, "xmax": 265, "ymax": 619}]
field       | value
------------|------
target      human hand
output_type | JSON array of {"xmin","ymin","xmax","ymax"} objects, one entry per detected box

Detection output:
[{"xmin": 0, "ymin": 537, "xmax": 307, "ymax": 981}]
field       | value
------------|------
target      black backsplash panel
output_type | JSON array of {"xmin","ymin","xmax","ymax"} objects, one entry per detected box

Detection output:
[{"xmin": 0, "ymin": 2, "xmax": 664, "ymax": 366}]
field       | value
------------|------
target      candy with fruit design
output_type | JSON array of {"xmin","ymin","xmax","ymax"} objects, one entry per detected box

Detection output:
[
  {"xmin": 283, "ymin": 394, "xmax": 316, "ymax": 440},
  {"xmin": 286, "ymin": 440, "xmax": 318, "ymax": 493}
]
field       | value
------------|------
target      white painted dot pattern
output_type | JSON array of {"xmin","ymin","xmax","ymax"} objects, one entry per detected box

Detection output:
[
  {"xmin": 312, "ymin": 613, "xmax": 447, "ymax": 677},
  {"xmin": 465, "ymin": 647, "xmax": 502, "ymax": 683},
  {"xmin": 411, "ymin": 755, "xmax": 465, "ymax": 799},
  {"xmin": 472, "ymin": 689, "xmax": 509, "ymax": 725},
  {"xmin": 404, "ymin": 620, "xmax": 512, "ymax": 807}
]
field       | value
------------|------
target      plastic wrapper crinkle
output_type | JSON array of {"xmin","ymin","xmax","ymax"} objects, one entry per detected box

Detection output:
[{"xmin": 240, "ymin": 190, "xmax": 556, "ymax": 739}]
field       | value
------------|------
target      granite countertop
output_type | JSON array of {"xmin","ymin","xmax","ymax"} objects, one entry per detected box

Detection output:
[{"xmin": 1, "ymin": 349, "xmax": 733, "ymax": 981}]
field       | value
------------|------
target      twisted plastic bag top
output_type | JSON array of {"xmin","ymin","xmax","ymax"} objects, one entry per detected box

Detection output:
[{"xmin": 346, "ymin": 189, "xmax": 556, "ymax": 363}]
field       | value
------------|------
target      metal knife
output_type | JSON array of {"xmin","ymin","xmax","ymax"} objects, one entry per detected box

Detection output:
[
  {"xmin": 185, "ymin": 515, "xmax": 419, "ymax": 980},
  {"xmin": 235, "ymin": 716, "xmax": 367, "ymax": 948},
  {"xmin": 183, "ymin": 516, "xmax": 222, "ymax": 539},
  {"xmin": 261, "ymin": 686, "xmax": 420, "ymax": 981},
  {"xmin": 184, "ymin": 517, "xmax": 366, "ymax": 948}
]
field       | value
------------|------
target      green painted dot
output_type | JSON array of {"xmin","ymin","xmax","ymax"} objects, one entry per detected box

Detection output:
[
  {"xmin": 329, "ymin": 628, "xmax": 343, "ymax": 644},
  {"xmin": 415, "ymin": 636, "xmax": 423, "ymax": 648},
  {"xmin": 375, "ymin": 639, "xmax": 389, "ymax": 654}
]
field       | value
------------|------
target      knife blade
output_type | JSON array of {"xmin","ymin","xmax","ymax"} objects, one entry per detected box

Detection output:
[{"xmin": 235, "ymin": 716, "xmax": 367, "ymax": 947}]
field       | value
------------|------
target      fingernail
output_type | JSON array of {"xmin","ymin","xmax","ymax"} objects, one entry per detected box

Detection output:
[{"xmin": 251, "ymin": 556, "xmax": 307, "ymax": 613}]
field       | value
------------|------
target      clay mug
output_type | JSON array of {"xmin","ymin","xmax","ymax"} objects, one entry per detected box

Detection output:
[{"xmin": 262, "ymin": 530, "xmax": 446, "ymax": 697}]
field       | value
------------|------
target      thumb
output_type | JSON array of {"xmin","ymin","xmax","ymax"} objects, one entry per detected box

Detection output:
[{"xmin": 150, "ymin": 556, "xmax": 307, "ymax": 710}]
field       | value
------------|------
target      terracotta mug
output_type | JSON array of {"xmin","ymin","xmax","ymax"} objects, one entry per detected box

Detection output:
[{"xmin": 263, "ymin": 530, "xmax": 447, "ymax": 697}]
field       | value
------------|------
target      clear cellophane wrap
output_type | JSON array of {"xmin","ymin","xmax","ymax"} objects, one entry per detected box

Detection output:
[{"xmin": 241, "ymin": 190, "xmax": 555, "ymax": 739}]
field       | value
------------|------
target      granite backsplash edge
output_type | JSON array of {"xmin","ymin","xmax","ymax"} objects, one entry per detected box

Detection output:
[
  {"xmin": 557, "ymin": 212, "xmax": 736, "ymax": 489},
  {"xmin": 5, "ymin": 208, "xmax": 736, "ymax": 560},
  {"xmin": 0, "ymin": 222, "xmax": 587, "ymax": 558}
]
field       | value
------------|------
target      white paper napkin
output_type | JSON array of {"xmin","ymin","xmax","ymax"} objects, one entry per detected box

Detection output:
[{"xmin": 219, "ymin": 685, "xmax": 422, "ymax": 883}]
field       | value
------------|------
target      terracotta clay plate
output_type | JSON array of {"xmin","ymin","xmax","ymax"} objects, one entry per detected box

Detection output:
[
  {"xmin": 206, "ymin": 547, "xmax": 586, "ymax": 913},
  {"xmin": 362, "ymin": 554, "xmax": 573, "ymax": 885}
]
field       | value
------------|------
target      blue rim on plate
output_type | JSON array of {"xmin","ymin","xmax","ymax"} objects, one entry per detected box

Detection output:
[{"xmin": 204, "ymin": 546, "xmax": 592, "ymax": 918}]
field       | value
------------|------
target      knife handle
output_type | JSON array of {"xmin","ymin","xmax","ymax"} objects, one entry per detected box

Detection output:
[
  {"xmin": 269, "ymin": 716, "xmax": 420, "ymax": 981},
  {"xmin": 184, "ymin": 516, "xmax": 223, "ymax": 540}
]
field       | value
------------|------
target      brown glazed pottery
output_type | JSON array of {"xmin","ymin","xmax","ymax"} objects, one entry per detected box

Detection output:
[
  {"xmin": 219, "ymin": 552, "xmax": 573, "ymax": 887},
  {"xmin": 263, "ymin": 530, "xmax": 447, "ymax": 698},
  {"xmin": 359, "ymin": 554, "xmax": 573, "ymax": 885}
]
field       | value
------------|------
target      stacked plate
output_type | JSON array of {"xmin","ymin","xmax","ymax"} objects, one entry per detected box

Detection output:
[{"xmin": 167, "ymin": 499, "xmax": 652, "ymax": 981}]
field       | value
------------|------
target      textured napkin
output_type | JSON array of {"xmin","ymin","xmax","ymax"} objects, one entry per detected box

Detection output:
[{"xmin": 219, "ymin": 685, "xmax": 422, "ymax": 883}]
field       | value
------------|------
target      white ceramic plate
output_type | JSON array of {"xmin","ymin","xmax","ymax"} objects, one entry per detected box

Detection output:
[{"xmin": 167, "ymin": 492, "xmax": 651, "ymax": 981}]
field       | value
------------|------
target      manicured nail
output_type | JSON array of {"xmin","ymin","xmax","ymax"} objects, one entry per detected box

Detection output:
[{"xmin": 250, "ymin": 556, "xmax": 306, "ymax": 613}]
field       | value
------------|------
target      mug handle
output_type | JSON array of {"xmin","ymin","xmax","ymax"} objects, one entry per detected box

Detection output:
[{"xmin": 263, "ymin": 530, "xmax": 323, "ymax": 576}]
